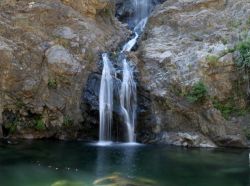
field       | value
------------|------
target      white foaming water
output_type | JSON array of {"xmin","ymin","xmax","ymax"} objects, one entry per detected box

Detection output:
[
  {"xmin": 122, "ymin": 17, "xmax": 149, "ymax": 53},
  {"xmin": 120, "ymin": 59, "xmax": 137, "ymax": 142},
  {"xmin": 95, "ymin": 141, "xmax": 113, "ymax": 147},
  {"xmin": 119, "ymin": 13, "xmax": 149, "ymax": 143},
  {"xmin": 98, "ymin": 0, "xmax": 153, "ymax": 145},
  {"xmin": 134, "ymin": 17, "xmax": 148, "ymax": 34},
  {"xmin": 99, "ymin": 53, "xmax": 113, "ymax": 142},
  {"xmin": 121, "ymin": 33, "xmax": 139, "ymax": 53},
  {"xmin": 90, "ymin": 141, "xmax": 142, "ymax": 147},
  {"xmin": 132, "ymin": 0, "xmax": 152, "ymax": 26}
]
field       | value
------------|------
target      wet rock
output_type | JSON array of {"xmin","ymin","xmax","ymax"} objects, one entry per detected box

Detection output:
[
  {"xmin": 116, "ymin": 0, "xmax": 166, "ymax": 27},
  {"xmin": 81, "ymin": 72, "xmax": 127, "ymax": 141},
  {"xmin": 51, "ymin": 180, "xmax": 85, "ymax": 186},
  {"xmin": 144, "ymin": 131, "xmax": 216, "ymax": 148},
  {"xmin": 215, "ymin": 134, "xmax": 248, "ymax": 148},
  {"xmin": 94, "ymin": 172, "xmax": 157, "ymax": 186}
]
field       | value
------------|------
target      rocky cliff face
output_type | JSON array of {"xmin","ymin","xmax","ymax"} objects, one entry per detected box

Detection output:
[
  {"xmin": 0, "ymin": 0, "xmax": 129, "ymax": 139},
  {"xmin": 0, "ymin": 0, "xmax": 249, "ymax": 148},
  {"xmin": 135, "ymin": 0, "xmax": 250, "ymax": 147}
]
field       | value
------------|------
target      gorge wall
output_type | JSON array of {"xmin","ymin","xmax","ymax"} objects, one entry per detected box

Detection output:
[
  {"xmin": 0, "ymin": 0, "xmax": 129, "ymax": 140},
  {"xmin": 135, "ymin": 0, "xmax": 250, "ymax": 147},
  {"xmin": 0, "ymin": 0, "xmax": 249, "ymax": 148}
]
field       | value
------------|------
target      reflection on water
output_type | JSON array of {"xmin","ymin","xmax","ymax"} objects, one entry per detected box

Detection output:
[
  {"xmin": 95, "ymin": 143, "xmax": 138, "ymax": 178},
  {"xmin": 0, "ymin": 140, "xmax": 249, "ymax": 186}
]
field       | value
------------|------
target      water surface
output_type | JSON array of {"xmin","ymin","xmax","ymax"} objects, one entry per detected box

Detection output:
[{"xmin": 0, "ymin": 140, "xmax": 249, "ymax": 186}]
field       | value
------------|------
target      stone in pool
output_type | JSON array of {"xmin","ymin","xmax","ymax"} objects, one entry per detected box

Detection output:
[
  {"xmin": 51, "ymin": 180, "xmax": 86, "ymax": 186},
  {"xmin": 93, "ymin": 172, "xmax": 157, "ymax": 186}
]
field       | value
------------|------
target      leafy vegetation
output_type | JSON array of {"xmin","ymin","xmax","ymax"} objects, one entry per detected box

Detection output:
[
  {"xmin": 35, "ymin": 118, "xmax": 46, "ymax": 131},
  {"xmin": 15, "ymin": 99, "xmax": 26, "ymax": 109},
  {"xmin": 63, "ymin": 116, "xmax": 73, "ymax": 127},
  {"xmin": 234, "ymin": 37, "xmax": 250, "ymax": 95},
  {"xmin": 5, "ymin": 120, "xmax": 18, "ymax": 134},
  {"xmin": 246, "ymin": 16, "xmax": 250, "ymax": 26},
  {"xmin": 186, "ymin": 81, "xmax": 208, "ymax": 103},
  {"xmin": 243, "ymin": 128, "xmax": 250, "ymax": 140},
  {"xmin": 227, "ymin": 20, "xmax": 241, "ymax": 29},
  {"xmin": 48, "ymin": 79, "xmax": 57, "ymax": 89},
  {"xmin": 213, "ymin": 98, "xmax": 250, "ymax": 120},
  {"xmin": 235, "ymin": 37, "xmax": 250, "ymax": 69},
  {"xmin": 213, "ymin": 99, "xmax": 235, "ymax": 119},
  {"xmin": 206, "ymin": 55, "xmax": 219, "ymax": 67}
]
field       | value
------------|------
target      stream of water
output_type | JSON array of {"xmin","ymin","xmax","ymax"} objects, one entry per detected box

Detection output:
[
  {"xmin": 99, "ymin": 0, "xmax": 153, "ymax": 144},
  {"xmin": 99, "ymin": 54, "xmax": 114, "ymax": 143}
]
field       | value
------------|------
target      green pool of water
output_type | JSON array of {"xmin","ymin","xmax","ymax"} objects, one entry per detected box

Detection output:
[{"xmin": 0, "ymin": 140, "xmax": 249, "ymax": 186}]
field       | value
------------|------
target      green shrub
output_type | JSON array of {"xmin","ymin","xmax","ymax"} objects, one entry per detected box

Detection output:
[
  {"xmin": 15, "ymin": 99, "xmax": 26, "ymax": 109},
  {"xmin": 186, "ymin": 81, "xmax": 208, "ymax": 103},
  {"xmin": 227, "ymin": 20, "xmax": 241, "ymax": 28},
  {"xmin": 206, "ymin": 55, "xmax": 219, "ymax": 67},
  {"xmin": 35, "ymin": 118, "xmax": 46, "ymax": 131},
  {"xmin": 63, "ymin": 116, "xmax": 73, "ymax": 127},
  {"xmin": 235, "ymin": 38, "xmax": 250, "ymax": 68},
  {"xmin": 244, "ymin": 129, "xmax": 250, "ymax": 140},
  {"xmin": 5, "ymin": 121, "xmax": 18, "ymax": 134},
  {"xmin": 213, "ymin": 98, "xmax": 250, "ymax": 120},
  {"xmin": 213, "ymin": 100, "xmax": 235, "ymax": 119},
  {"xmin": 48, "ymin": 79, "xmax": 57, "ymax": 89}
]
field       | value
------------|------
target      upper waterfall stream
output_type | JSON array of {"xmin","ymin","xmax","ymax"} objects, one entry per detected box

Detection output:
[{"xmin": 98, "ymin": 0, "xmax": 153, "ymax": 144}]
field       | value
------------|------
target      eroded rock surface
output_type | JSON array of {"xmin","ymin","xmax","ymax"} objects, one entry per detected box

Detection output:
[
  {"xmin": 136, "ymin": 0, "xmax": 250, "ymax": 147},
  {"xmin": 0, "ymin": 0, "xmax": 129, "ymax": 139}
]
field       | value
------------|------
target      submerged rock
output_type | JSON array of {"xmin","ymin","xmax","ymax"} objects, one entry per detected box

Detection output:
[
  {"xmin": 94, "ymin": 172, "xmax": 157, "ymax": 186},
  {"xmin": 51, "ymin": 180, "xmax": 85, "ymax": 186}
]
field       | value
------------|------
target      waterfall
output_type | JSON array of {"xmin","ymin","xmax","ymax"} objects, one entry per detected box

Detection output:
[
  {"xmin": 119, "ymin": 18, "xmax": 149, "ymax": 142},
  {"xmin": 121, "ymin": 33, "xmax": 139, "ymax": 53},
  {"xmin": 99, "ymin": 53, "xmax": 113, "ymax": 143},
  {"xmin": 120, "ymin": 59, "xmax": 137, "ymax": 142},
  {"xmin": 98, "ymin": 0, "xmax": 153, "ymax": 144},
  {"xmin": 131, "ymin": 0, "xmax": 152, "ymax": 26}
]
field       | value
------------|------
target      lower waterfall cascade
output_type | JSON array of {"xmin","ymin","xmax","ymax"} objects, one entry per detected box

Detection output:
[{"xmin": 98, "ymin": 0, "xmax": 153, "ymax": 144}]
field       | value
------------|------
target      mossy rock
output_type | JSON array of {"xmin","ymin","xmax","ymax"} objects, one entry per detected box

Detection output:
[{"xmin": 51, "ymin": 180, "xmax": 85, "ymax": 186}]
